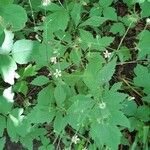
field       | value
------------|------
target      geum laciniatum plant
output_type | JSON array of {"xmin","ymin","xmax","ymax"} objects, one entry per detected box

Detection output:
[{"xmin": 0, "ymin": 0, "xmax": 150, "ymax": 150}]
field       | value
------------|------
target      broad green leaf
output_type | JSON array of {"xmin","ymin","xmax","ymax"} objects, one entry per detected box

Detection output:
[
  {"xmin": 90, "ymin": 123, "xmax": 122, "ymax": 150},
  {"xmin": 70, "ymin": 48, "xmax": 82, "ymax": 66},
  {"xmin": 0, "ymin": 0, "xmax": 13, "ymax": 5},
  {"xmin": 134, "ymin": 65, "xmax": 150, "ymax": 92},
  {"xmin": 31, "ymin": 75, "xmax": 49, "ymax": 86},
  {"xmin": 45, "ymin": 8, "xmax": 69, "ymax": 35},
  {"xmin": 110, "ymin": 23, "xmax": 125, "ymax": 36},
  {"xmin": 0, "ymin": 96, "xmax": 12, "ymax": 114},
  {"xmin": 54, "ymin": 83, "xmax": 66, "ymax": 106},
  {"xmin": 117, "ymin": 46, "xmax": 131, "ymax": 62},
  {"xmin": 99, "ymin": 0, "xmax": 113, "ymax": 7},
  {"xmin": 71, "ymin": 3, "xmax": 82, "ymax": 26},
  {"xmin": 0, "ymin": 55, "xmax": 17, "ymax": 85},
  {"xmin": 27, "ymin": 105, "xmax": 55, "ymax": 124},
  {"xmin": 0, "ymin": 4, "xmax": 27, "ymax": 31},
  {"xmin": 54, "ymin": 112, "xmax": 67, "ymax": 134},
  {"xmin": 37, "ymin": 85, "xmax": 54, "ymax": 106},
  {"xmin": 66, "ymin": 95, "xmax": 94, "ymax": 129},
  {"xmin": 99, "ymin": 58, "xmax": 117, "ymax": 85},
  {"xmin": 83, "ymin": 54, "xmax": 104, "ymax": 97},
  {"xmin": 0, "ymin": 137, "xmax": 5, "ymax": 150},
  {"xmin": 80, "ymin": 16, "xmax": 107, "ymax": 27},
  {"xmin": 103, "ymin": 7, "xmax": 117, "ymax": 21},
  {"xmin": 79, "ymin": 29, "xmax": 114, "ymax": 51},
  {"xmin": 0, "ymin": 116, "xmax": 6, "ymax": 137},
  {"xmin": 7, "ymin": 108, "xmax": 24, "ymax": 141},
  {"xmin": 12, "ymin": 39, "xmax": 35, "ymax": 64},
  {"xmin": 140, "ymin": 1, "xmax": 150, "ymax": 17},
  {"xmin": 137, "ymin": 30, "xmax": 150, "ymax": 58}
]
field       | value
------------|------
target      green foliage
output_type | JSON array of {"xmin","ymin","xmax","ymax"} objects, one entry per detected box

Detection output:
[{"xmin": 0, "ymin": 0, "xmax": 149, "ymax": 150}]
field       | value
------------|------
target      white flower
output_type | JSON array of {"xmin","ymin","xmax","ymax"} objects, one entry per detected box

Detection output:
[
  {"xmin": 128, "ymin": 96, "xmax": 135, "ymax": 101},
  {"xmin": 146, "ymin": 18, "xmax": 150, "ymax": 24},
  {"xmin": 103, "ymin": 50, "xmax": 111, "ymax": 58},
  {"xmin": 71, "ymin": 135, "xmax": 80, "ymax": 144},
  {"xmin": 50, "ymin": 56, "xmax": 57, "ymax": 64},
  {"xmin": 42, "ymin": 0, "xmax": 51, "ymax": 6},
  {"xmin": 54, "ymin": 69, "xmax": 61, "ymax": 78},
  {"xmin": 99, "ymin": 101, "xmax": 106, "ymax": 109}
]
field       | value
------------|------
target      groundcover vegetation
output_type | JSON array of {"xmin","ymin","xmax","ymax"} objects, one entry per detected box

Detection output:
[{"xmin": 0, "ymin": 0, "xmax": 150, "ymax": 149}]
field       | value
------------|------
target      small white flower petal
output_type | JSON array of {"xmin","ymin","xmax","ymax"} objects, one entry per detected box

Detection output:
[
  {"xmin": 54, "ymin": 69, "xmax": 62, "ymax": 78},
  {"xmin": 146, "ymin": 18, "xmax": 150, "ymax": 24},
  {"xmin": 42, "ymin": 0, "xmax": 51, "ymax": 6},
  {"xmin": 99, "ymin": 101, "xmax": 106, "ymax": 109},
  {"xmin": 103, "ymin": 50, "xmax": 111, "ymax": 58},
  {"xmin": 71, "ymin": 135, "xmax": 80, "ymax": 144}
]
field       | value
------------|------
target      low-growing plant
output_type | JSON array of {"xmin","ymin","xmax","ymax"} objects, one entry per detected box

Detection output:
[{"xmin": 0, "ymin": 0, "xmax": 149, "ymax": 150}]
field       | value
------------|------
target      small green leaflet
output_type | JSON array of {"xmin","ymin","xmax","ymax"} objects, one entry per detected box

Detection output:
[
  {"xmin": 110, "ymin": 23, "xmax": 125, "ymax": 36},
  {"xmin": 137, "ymin": 30, "xmax": 150, "ymax": 59},
  {"xmin": 103, "ymin": 7, "xmax": 117, "ymax": 21},
  {"xmin": 134, "ymin": 64, "xmax": 150, "ymax": 102},
  {"xmin": 31, "ymin": 75, "xmax": 49, "ymax": 86},
  {"xmin": 79, "ymin": 16, "xmax": 107, "ymax": 27},
  {"xmin": 0, "ymin": 4, "xmax": 27, "ymax": 31},
  {"xmin": 99, "ymin": 0, "xmax": 113, "ymax": 7}
]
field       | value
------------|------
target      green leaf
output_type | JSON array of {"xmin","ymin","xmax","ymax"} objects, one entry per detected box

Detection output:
[
  {"xmin": 37, "ymin": 85, "xmax": 54, "ymax": 106},
  {"xmin": 117, "ymin": 46, "xmax": 131, "ymax": 62},
  {"xmin": 137, "ymin": 30, "xmax": 150, "ymax": 58},
  {"xmin": 0, "ymin": 96, "xmax": 12, "ymax": 114},
  {"xmin": 110, "ymin": 23, "xmax": 125, "ymax": 36},
  {"xmin": 54, "ymin": 112, "xmax": 67, "ymax": 134},
  {"xmin": 0, "ymin": 55, "xmax": 17, "ymax": 85},
  {"xmin": 66, "ymin": 95, "xmax": 94, "ymax": 130},
  {"xmin": 0, "ymin": 4, "xmax": 27, "ymax": 31},
  {"xmin": 90, "ymin": 123, "xmax": 122, "ymax": 150},
  {"xmin": 103, "ymin": 7, "xmax": 117, "ymax": 21},
  {"xmin": 7, "ymin": 108, "xmax": 24, "ymax": 141},
  {"xmin": 32, "ymin": 75, "xmax": 49, "ymax": 86},
  {"xmin": 140, "ymin": 1, "xmax": 150, "ymax": 17},
  {"xmin": 134, "ymin": 64, "xmax": 150, "ymax": 91},
  {"xmin": 0, "ymin": 116, "xmax": 6, "ymax": 137},
  {"xmin": 54, "ymin": 83, "xmax": 66, "ymax": 106},
  {"xmin": 71, "ymin": 2, "xmax": 82, "ymax": 26},
  {"xmin": 99, "ymin": 0, "xmax": 113, "ymax": 7},
  {"xmin": 79, "ymin": 29, "xmax": 114, "ymax": 51},
  {"xmin": 0, "ymin": 0, "xmax": 14, "ymax": 5},
  {"xmin": 80, "ymin": 16, "xmax": 107, "ymax": 27},
  {"xmin": 45, "ymin": 8, "xmax": 69, "ymax": 34},
  {"xmin": 0, "ymin": 137, "xmax": 5, "ymax": 150},
  {"xmin": 12, "ymin": 40, "xmax": 35, "ymax": 64},
  {"xmin": 27, "ymin": 105, "xmax": 55, "ymax": 124},
  {"xmin": 99, "ymin": 58, "xmax": 117, "ymax": 85}
]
